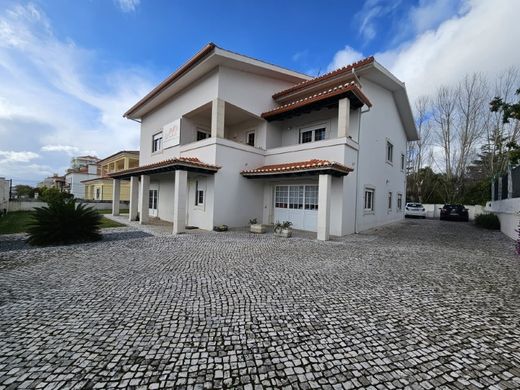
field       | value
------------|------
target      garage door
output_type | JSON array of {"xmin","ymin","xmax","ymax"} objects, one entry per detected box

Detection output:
[{"xmin": 274, "ymin": 185, "xmax": 318, "ymax": 231}]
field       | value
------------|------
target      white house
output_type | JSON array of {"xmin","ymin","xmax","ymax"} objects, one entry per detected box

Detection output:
[
  {"xmin": 109, "ymin": 43, "xmax": 418, "ymax": 240},
  {"xmin": 65, "ymin": 156, "xmax": 100, "ymax": 199}
]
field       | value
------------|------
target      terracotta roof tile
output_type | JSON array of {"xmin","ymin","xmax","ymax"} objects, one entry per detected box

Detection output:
[
  {"xmin": 272, "ymin": 56, "xmax": 375, "ymax": 100},
  {"xmin": 262, "ymin": 81, "xmax": 371, "ymax": 120},
  {"xmin": 241, "ymin": 159, "xmax": 353, "ymax": 176},
  {"xmin": 108, "ymin": 157, "xmax": 220, "ymax": 178}
]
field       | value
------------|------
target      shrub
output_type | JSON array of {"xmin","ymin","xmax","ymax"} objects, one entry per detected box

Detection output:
[
  {"xmin": 27, "ymin": 199, "xmax": 102, "ymax": 246},
  {"xmin": 474, "ymin": 213, "xmax": 500, "ymax": 230},
  {"xmin": 39, "ymin": 187, "xmax": 74, "ymax": 207}
]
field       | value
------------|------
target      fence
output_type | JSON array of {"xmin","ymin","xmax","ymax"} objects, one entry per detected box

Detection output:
[{"xmin": 7, "ymin": 200, "xmax": 128, "ymax": 212}]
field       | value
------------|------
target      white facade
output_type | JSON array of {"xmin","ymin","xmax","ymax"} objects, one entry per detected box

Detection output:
[
  {"xmin": 0, "ymin": 177, "xmax": 9, "ymax": 212},
  {"xmin": 65, "ymin": 164, "xmax": 99, "ymax": 199},
  {"xmin": 111, "ymin": 44, "xmax": 418, "ymax": 239}
]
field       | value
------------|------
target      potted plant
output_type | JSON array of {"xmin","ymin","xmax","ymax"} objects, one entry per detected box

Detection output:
[
  {"xmin": 213, "ymin": 224, "xmax": 228, "ymax": 232},
  {"xmin": 249, "ymin": 218, "xmax": 266, "ymax": 234},
  {"xmin": 274, "ymin": 221, "xmax": 293, "ymax": 238}
]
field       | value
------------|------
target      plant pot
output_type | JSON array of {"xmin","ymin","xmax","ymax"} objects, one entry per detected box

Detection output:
[
  {"xmin": 274, "ymin": 228, "xmax": 292, "ymax": 238},
  {"xmin": 250, "ymin": 224, "xmax": 266, "ymax": 234},
  {"xmin": 213, "ymin": 224, "xmax": 228, "ymax": 232}
]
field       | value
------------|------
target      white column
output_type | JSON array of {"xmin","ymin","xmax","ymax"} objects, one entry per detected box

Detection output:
[
  {"xmin": 112, "ymin": 179, "xmax": 121, "ymax": 216},
  {"xmin": 211, "ymin": 98, "xmax": 225, "ymax": 138},
  {"xmin": 139, "ymin": 174, "xmax": 150, "ymax": 224},
  {"xmin": 173, "ymin": 170, "xmax": 188, "ymax": 234},
  {"xmin": 338, "ymin": 98, "xmax": 350, "ymax": 138},
  {"xmin": 317, "ymin": 174, "xmax": 332, "ymax": 241},
  {"xmin": 129, "ymin": 176, "xmax": 139, "ymax": 221}
]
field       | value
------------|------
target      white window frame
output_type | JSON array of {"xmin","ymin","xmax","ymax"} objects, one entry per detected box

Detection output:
[
  {"xmin": 386, "ymin": 140, "xmax": 393, "ymax": 164},
  {"xmin": 152, "ymin": 131, "xmax": 163, "ymax": 154},
  {"xmin": 194, "ymin": 179, "xmax": 206, "ymax": 210},
  {"xmin": 196, "ymin": 128, "xmax": 210, "ymax": 141},
  {"xmin": 397, "ymin": 193, "xmax": 403, "ymax": 211},
  {"xmin": 400, "ymin": 153, "xmax": 405, "ymax": 172},
  {"xmin": 364, "ymin": 187, "xmax": 375, "ymax": 213},
  {"xmin": 299, "ymin": 123, "xmax": 328, "ymax": 144},
  {"xmin": 246, "ymin": 130, "xmax": 256, "ymax": 147},
  {"xmin": 388, "ymin": 192, "xmax": 393, "ymax": 211}
]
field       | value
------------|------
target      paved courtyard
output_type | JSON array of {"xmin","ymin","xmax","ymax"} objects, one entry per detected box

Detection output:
[{"xmin": 0, "ymin": 219, "xmax": 519, "ymax": 389}]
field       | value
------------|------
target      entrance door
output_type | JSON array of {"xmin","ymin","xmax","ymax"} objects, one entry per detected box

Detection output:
[
  {"xmin": 273, "ymin": 184, "xmax": 319, "ymax": 231},
  {"xmin": 149, "ymin": 189, "xmax": 158, "ymax": 217}
]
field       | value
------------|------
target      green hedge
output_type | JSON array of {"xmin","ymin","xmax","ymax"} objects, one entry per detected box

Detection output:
[{"xmin": 474, "ymin": 213, "xmax": 500, "ymax": 230}]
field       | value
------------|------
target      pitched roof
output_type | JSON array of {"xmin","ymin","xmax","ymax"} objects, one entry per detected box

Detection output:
[
  {"xmin": 261, "ymin": 81, "xmax": 371, "ymax": 121},
  {"xmin": 241, "ymin": 159, "xmax": 353, "ymax": 178},
  {"xmin": 272, "ymin": 56, "xmax": 375, "ymax": 100},
  {"xmin": 108, "ymin": 157, "xmax": 220, "ymax": 179},
  {"xmin": 98, "ymin": 150, "xmax": 139, "ymax": 164}
]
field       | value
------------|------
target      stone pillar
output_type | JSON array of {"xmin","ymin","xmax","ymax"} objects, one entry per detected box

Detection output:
[
  {"xmin": 173, "ymin": 170, "xmax": 188, "ymax": 234},
  {"xmin": 112, "ymin": 179, "xmax": 121, "ymax": 216},
  {"xmin": 337, "ymin": 98, "xmax": 350, "ymax": 138},
  {"xmin": 211, "ymin": 98, "xmax": 225, "ymax": 139},
  {"xmin": 139, "ymin": 174, "xmax": 150, "ymax": 224},
  {"xmin": 317, "ymin": 174, "xmax": 332, "ymax": 241},
  {"xmin": 129, "ymin": 176, "xmax": 139, "ymax": 221}
]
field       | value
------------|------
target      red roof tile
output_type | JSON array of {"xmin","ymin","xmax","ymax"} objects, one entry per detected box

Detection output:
[
  {"xmin": 272, "ymin": 56, "xmax": 375, "ymax": 100},
  {"xmin": 108, "ymin": 157, "xmax": 220, "ymax": 178},
  {"xmin": 241, "ymin": 159, "xmax": 353, "ymax": 176}
]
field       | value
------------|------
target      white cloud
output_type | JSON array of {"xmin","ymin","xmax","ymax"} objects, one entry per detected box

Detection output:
[
  {"xmin": 41, "ymin": 145, "xmax": 97, "ymax": 157},
  {"xmin": 356, "ymin": 0, "xmax": 402, "ymax": 42},
  {"xmin": 0, "ymin": 150, "xmax": 39, "ymax": 163},
  {"xmin": 114, "ymin": 0, "xmax": 140, "ymax": 13},
  {"xmin": 327, "ymin": 46, "xmax": 364, "ymax": 72},
  {"xmin": 0, "ymin": 3, "xmax": 154, "ymax": 183}
]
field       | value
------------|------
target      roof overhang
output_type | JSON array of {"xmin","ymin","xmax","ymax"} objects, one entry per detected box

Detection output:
[
  {"xmin": 108, "ymin": 158, "xmax": 220, "ymax": 179},
  {"xmin": 124, "ymin": 44, "xmax": 311, "ymax": 120},
  {"xmin": 241, "ymin": 160, "xmax": 353, "ymax": 179}
]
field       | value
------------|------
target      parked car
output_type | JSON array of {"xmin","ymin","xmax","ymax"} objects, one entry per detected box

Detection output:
[
  {"xmin": 405, "ymin": 203, "xmax": 426, "ymax": 218},
  {"xmin": 439, "ymin": 204, "xmax": 469, "ymax": 222}
]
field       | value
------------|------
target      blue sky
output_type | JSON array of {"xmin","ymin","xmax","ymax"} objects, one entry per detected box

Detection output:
[{"xmin": 0, "ymin": 0, "xmax": 519, "ymax": 185}]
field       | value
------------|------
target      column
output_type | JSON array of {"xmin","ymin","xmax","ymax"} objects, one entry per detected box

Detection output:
[
  {"xmin": 211, "ymin": 98, "xmax": 225, "ymax": 138},
  {"xmin": 173, "ymin": 170, "xmax": 188, "ymax": 234},
  {"xmin": 317, "ymin": 174, "xmax": 332, "ymax": 241},
  {"xmin": 337, "ymin": 98, "xmax": 350, "ymax": 138},
  {"xmin": 139, "ymin": 174, "xmax": 150, "ymax": 224},
  {"xmin": 112, "ymin": 179, "xmax": 121, "ymax": 216},
  {"xmin": 129, "ymin": 176, "xmax": 139, "ymax": 221},
  {"xmin": 262, "ymin": 183, "xmax": 273, "ymax": 225}
]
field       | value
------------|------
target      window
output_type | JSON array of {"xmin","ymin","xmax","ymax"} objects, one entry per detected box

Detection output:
[
  {"xmin": 152, "ymin": 132, "xmax": 163, "ymax": 153},
  {"xmin": 148, "ymin": 189, "xmax": 158, "ymax": 210},
  {"xmin": 388, "ymin": 192, "xmax": 393, "ymax": 210},
  {"xmin": 195, "ymin": 180, "xmax": 205, "ymax": 206},
  {"xmin": 304, "ymin": 185, "xmax": 319, "ymax": 210},
  {"xmin": 386, "ymin": 141, "xmax": 393, "ymax": 163},
  {"xmin": 275, "ymin": 186, "xmax": 288, "ymax": 208},
  {"xmin": 364, "ymin": 188, "xmax": 374, "ymax": 211},
  {"xmin": 299, "ymin": 126, "xmax": 327, "ymax": 144},
  {"xmin": 197, "ymin": 130, "xmax": 210, "ymax": 141},
  {"xmin": 401, "ymin": 153, "xmax": 405, "ymax": 171},
  {"xmin": 288, "ymin": 186, "xmax": 304, "ymax": 209},
  {"xmin": 95, "ymin": 188, "xmax": 101, "ymax": 200},
  {"xmin": 397, "ymin": 193, "xmax": 403, "ymax": 211},
  {"xmin": 246, "ymin": 131, "xmax": 255, "ymax": 147}
]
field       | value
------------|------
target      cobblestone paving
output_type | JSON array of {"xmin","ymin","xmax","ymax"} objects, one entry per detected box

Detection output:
[{"xmin": 0, "ymin": 220, "xmax": 519, "ymax": 389}]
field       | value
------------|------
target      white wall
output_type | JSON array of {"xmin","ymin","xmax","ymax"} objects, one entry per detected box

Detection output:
[
  {"xmin": 487, "ymin": 199, "xmax": 520, "ymax": 240},
  {"xmin": 0, "ymin": 178, "xmax": 9, "ymax": 211},
  {"xmin": 66, "ymin": 172, "xmax": 98, "ymax": 199},
  {"xmin": 355, "ymin": 78, "xmax": 408, "ymax": 232},
  {"xmin": 8, "ymin": 200, "xmax": 127, "ymax": 212},
  {"xmin": 421, "ymin": 204, "xmax": 485, "ymax": 220}
]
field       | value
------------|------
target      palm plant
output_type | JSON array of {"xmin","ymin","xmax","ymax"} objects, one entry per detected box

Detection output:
[{"xmin": 27, "ymin": 199, "xmax": 102, "ymax": 246}]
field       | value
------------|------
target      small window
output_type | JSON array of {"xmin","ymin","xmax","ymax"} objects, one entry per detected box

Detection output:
[
  {"xmin": 388, "ymin": 192, "xmax": 393, "ymax": 210},
  {"xmin": 304, "ymin": 185, "xmax": 319, "ymax": 210},
  {"xmin": 195, "ymin": 180, "xmax": 205, "ymax": 206},
  {"xmin": 197, "ymin": 130, "xmax": 210, "ymax": 141},
  {"xmin": 386, "ymin": 141, "xmax": 393, "ymax": 163},
  {"xmin": 288, "ymin": 186, "xmax": 304, "ymax": 209},
  {"xmin": 401, "ymin": 153, "xmax": 405, "ymax": 171},
  {"xmin": 299, "ymin": 126, "xmax": 326, "ymax": 144},
  {"xmin": 246, "ymin": 131, "xmax": 255, "ymax": 147},
  {"xmin": 152, "ymin": 132, "xmax": 163, "ymax": 153},
  {"xmin": 397, "ymin": 193, "xmax": 403, "ymax": 211},
  {"xmin": 275, "ymin": 186, "xmax": 289, "ymax": 208},
  {"xmin": 314, "ymin": 128, "xmax": 326, "ymax": 141},
  {"xmin": 300, "ymin": 130, "xmax": 313, "ymax": 144},
  {"xmin": 364, "ymin": 188, "xmax": 374, "ymax": 211}
]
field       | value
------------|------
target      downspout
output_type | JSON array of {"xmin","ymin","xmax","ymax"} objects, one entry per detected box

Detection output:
[{"xmin": 354, "ymin": 104, "xmax": 371, "ymax": 234}]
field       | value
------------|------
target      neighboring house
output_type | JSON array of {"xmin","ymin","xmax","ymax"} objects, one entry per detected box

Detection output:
[
  {"xmin": 65, "ymin": 160, "xmax": 99, "ymax": 199},
  {"xmin": 71, "ymin": 155, "xmax": 99, "ymax": 170},
  {"xmin": 109, "ymin": 43, "xmax": 418, "ymax": 240},
  {"xmin": 0, "ymin": 177, "xmax": 10, "ymax": 212},
  {"xmin": 83, "ymin": 151, "xmax": 139, "ymax": 201},
  {"xmin": 38, "ymin": 174, "xmax": 67, "ymax": 191}
]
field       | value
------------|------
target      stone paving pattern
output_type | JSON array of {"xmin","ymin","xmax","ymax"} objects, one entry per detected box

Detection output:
[{"xmin": 0, "ymin": 220, "xmax": 519, "ymax": 389}]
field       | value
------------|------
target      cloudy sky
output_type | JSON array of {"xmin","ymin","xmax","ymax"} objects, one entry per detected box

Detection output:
[{"xmin": 0, "ymin": 0, "xmax": 519, "ymax": 185}]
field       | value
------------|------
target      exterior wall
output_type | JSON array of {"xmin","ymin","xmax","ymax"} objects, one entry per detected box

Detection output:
[
  {"xmin": 85, "ymin": 180, "xmax": 131, "ymax": 201},
  {"xmin": 66, "ymin": 172, "xmax": 99, "ymax": 199},
  {"xmin": 0, "ymin": 178, "xmax": 9, "ymax": 212},
  {"xmin": 8, "ymin": 200, "xmax": 127, "ymax": 212},
  {"xmin": 421, "ymin": 204, "xmax": 485, "ymax": 220},
  {"xmin": 487, "ymin": 199, "xmax": 519, "ymax": 240},
  {"xmin": 355, "ymin": 78, "xmax": 408, "ymax": 232}
]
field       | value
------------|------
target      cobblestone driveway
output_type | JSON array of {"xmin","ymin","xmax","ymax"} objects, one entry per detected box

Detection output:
[{"xmin": 0, "ymin": 220, "xmax": 519, "ymax": 389}]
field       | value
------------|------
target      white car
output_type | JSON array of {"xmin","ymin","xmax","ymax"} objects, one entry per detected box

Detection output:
[{"xmin": 405, "ymin": 202, "xmax": 426, "ymax": 218}]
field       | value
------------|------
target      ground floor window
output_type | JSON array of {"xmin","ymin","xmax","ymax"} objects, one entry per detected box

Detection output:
[
  {"xmin": 397, "ymin": 193, "xmax": 403, "ymax": 211},
  {"xmin": 364, "ymin": 188, "xmax": 374, "ymax": 211},
  {"xmin": 149, "ymin": 189, "xmax": 158, "ymax": 210},
  {"xmin": 388, "ymin": 192, "xmax": 393, "ymax": 210},
  {"xmin": 195, "ymin": 180, "xmax": 205, "ymax": 206},
  {"xmin": 275, "ymin": 185, "xmax": 318, "ymax": 210}
]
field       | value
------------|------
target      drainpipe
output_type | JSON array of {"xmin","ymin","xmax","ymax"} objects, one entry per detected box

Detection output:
[{"xmin": 354, "ymin": 104, "xmax": 371, "ymax": 234}]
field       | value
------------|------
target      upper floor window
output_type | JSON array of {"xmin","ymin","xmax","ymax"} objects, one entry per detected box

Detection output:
[
  {"xmin": 401, "ymin": 153, "xmax": 405, "ymax": 171},
  {"xmin": 246, "ymin": 131, "xmax": 255, "ymax": 147},
  {"xmin": 386, "ymin": 141, "xmax": 393, "ymax": 163},
  {"xmin": 300, "ymin": 125, "xmax": 327, "ymax": 144},
  {"xmin": 152, "ymin": 132, "xmax": 163, "ymax": 153},
  {"xmin": 197, "ymin": 129, "xmax": 210, "ymax": 141}
]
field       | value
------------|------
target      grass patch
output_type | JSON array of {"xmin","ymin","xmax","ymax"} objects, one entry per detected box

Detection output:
[{"xmin": 0, "ymin": 210, "xmax": 125, "ymax": 235}]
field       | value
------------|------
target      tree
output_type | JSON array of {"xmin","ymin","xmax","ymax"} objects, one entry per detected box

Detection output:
[
  {"xmin": 39, "ymin": 187, "xmax": 74, "ymax": 207},
  {"xmin": 14, "ymin": 185, "xmax": 35, "ymax": 198}
]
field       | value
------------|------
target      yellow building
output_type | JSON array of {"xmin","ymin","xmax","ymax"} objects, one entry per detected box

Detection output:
[{"xmin": 83, "ymin": 151, "xmax": 139, "ymax": 201}]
